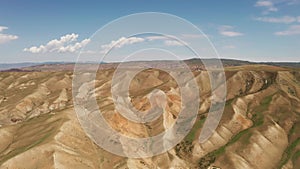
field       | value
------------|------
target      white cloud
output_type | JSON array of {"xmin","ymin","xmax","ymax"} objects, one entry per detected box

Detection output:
[
  {"xmin": 286, "ymin": 0, "xmax": 300, "ymax": 5},
  {"xmin": 220, "ymin": 31, "xmax": 244, "ymax": 37},
  {"xmin": 219, "ymin": 25, "xmax": 244, "ymax": 37},
  {"xmin": 164, "ymin": 40, "xmax": 185, "ymax": 46},
  {"xmin": 254, "ymin": 16, "xmax": 300, "ymax": 24},
  {"xmin": 100, "ymin": 37, "xmax": 145, "ymax": 53},
  {"xmin": 0, "ymin": 34, "xmax": 18, "ymax": 44},
  {"xmin": 146, "ymin": 36, "xmax": 169, "ymax": 41},
  {"xmin": 254, "ymin": 0, "xmax": 300, "ymax": 14},
  {"xmin": 24, "ymin": 33, "xmax": 90, "ymax": 53},
  {"xmin": 255, "ymin": 0, "xmax": 278, "ymax": 14},
  {"xmin": 146, "ymin": 34, "xmax": 204, "ymax": 41},
  {"xmin": 99, "ymin": 34, "xmax": 203, "ymax": 53},
  {"xmin": 181, "ymin": 34, "xmax": 205, "ymax": 39},
  {"xmin": 100, "ymin": 35, "xmax": 191, "ymax": 53},
  {"xmin": 0, "ymin": 26, "xmax": 8, "ymax": 32},
  {"xmin": 275, "ymin": 25, "xmax": 300, "ymax": 35},
  {"xmin": 0, "ymin": 26, "xmax": 18, "ymax": 44},
  {"xmin": 58, "ymin": 39, "xmax": 90, "ymax": 53},
  {"xmin": 223, "ymin": 45, "xmax": 236, "ymax": 49}
]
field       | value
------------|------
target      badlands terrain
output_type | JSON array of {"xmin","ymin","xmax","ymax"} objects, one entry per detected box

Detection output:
[{"xmin": 0, "ymin": 60, "xmax": 300, "ymax": 169}]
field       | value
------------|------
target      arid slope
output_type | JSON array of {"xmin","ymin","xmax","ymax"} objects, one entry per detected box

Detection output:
[{"xmin": 0, "ymin": 65, "xmax": 299, "ymax": 169}]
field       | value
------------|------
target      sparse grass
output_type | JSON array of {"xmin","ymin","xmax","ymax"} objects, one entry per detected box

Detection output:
[
  {"xmin": 241, "ymin": 132, "xmax": 253, "ymax": 145},
  {"xmin": 261, "ymin": 94, "xmax": 273, "ymax": 106},
  {"xmin": 288, "ymin": 123, "xmax": 297, "ymax": 140},
  {"xmin": 230, "ymin": 129, "xmax": 252, "ymax": 145},
  {"xmin": 184, "ymin": 116, "xmax": 206, "ymax": 142},
  {"xmin": 225, "ymin": 99, "xmax": 234, "ymax": 106},
  {"xmin": 292, "ymin": 150, "xmax": 300, "ymax": 162},
  {"xmin": 0, "ymin": 131, "xmax": 53, "ymax": 164},
  {"xmin": 251, "ymin": 94, "xmax": 274, "ymax": 127},
  {"xmin": 252, "ymin": 111, "xmax": 264, "ymax": 127},
  {"xmin": 199, "ymin": 94, "xmax": 274, "ymax": 165},
  {"xmin": 0, "ymin": 113, "xmax": 66, "ymax": 165},
  {"xmin": 207, "ymin": 128, "xmax": 252, "ymax": 160},
  {"xmin": 278, "ymin": 138, "xmax": 300, "ymax": 168},
  {"xmin": 211, "ymin": 145, "xmax": 226, "ymax": 157}
]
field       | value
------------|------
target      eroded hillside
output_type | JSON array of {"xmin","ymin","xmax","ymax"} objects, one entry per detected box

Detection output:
[{"xmin": 0, "ymin": 65, "xmax": 299, "ymax": 169}]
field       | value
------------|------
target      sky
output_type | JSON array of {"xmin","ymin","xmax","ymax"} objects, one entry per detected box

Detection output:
[{"xmin": 0, "ymin": 0, "xmax": 300, "ymax": 63}]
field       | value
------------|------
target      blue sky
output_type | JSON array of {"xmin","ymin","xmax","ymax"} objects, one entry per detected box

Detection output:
[{"xmin": 0, "ymin": 0, "xmax": 300, "ymax": 63}]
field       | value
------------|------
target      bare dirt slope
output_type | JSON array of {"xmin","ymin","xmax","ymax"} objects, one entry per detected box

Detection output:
[{"xmin": 0, "ymin": 65, "xmax": 299, "ymax": 169}]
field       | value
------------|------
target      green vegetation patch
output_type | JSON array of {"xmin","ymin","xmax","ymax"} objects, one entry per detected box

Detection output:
[
  {"xmin": 0, "ymin": 113, "xmax": 67, "ymax": 165},
  {"xmin": 278, "ymin": 138, "xmax": 300, "ymax": 168},
  {"xmin": 184, "ymin": 115, "xmax": 206, "ymax": 142},
  {"xmin": 292, "ymin": 150, "xmax": 300, "ymax": 163},
  {"xmin": 198, "ymin": 94, "xmax": 274, "ymax": 167},
  {"xmin": 0, "ymin": 131, "xmax": 53, "ymax": 164}
]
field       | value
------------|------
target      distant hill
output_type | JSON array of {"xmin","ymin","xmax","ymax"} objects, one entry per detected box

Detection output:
[
  {"xmin": 0, "ymin": 63, "xmax": 40, "ymax": 71},
  {"xmin": 0, "ymin": 62, "xmax": 74, "ymax": 71},
  {"xmin": 263, "ymin": 62, "xmax": 300, "ymax": 69},
  {"xmin": 187, "ymin": 58, "xmax": 300, "ymax": 68},
  {"xmin": 0, "ymin": 59, "xmax": 299, "ymax": 71}
]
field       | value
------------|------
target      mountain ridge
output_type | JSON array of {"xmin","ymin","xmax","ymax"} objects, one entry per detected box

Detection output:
[{"xmin": 1, "ymin": 58, "xmax": 299, "ymax": 72}]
